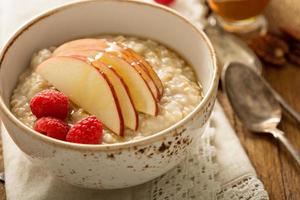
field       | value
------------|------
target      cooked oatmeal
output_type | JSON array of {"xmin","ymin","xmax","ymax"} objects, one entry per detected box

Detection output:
[{"xmin": 10, "ymin": 36, "xmax": 203, "ymax": 144}]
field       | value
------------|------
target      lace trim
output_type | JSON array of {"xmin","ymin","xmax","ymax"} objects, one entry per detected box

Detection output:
[
  {"xmin": 217, "ymin": 175, "xmax": 269, "ymax": 200},
  {"xmin": 150, "ymin": 126, "xmax": 220, "ymax": 200},
  {"xmin": 149, "ymin": 124, "xmax": 269, "ymax": 200}
]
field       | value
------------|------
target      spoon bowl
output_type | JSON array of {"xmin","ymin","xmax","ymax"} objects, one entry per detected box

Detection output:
[
  {"xmin": 223, "ymin": 62, "xmax": 300, "ymax": 166},
  {"xmin": 223, "ymin": 62, "xmax": 281, "ymax": 132}
]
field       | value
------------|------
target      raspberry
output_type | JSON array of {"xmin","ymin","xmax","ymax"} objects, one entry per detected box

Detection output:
[
  {"xmin": 30, "ymin": 90, "xmax": 69, "ymax": 119},
  {"xmin": 66, "ymin": 116, "xmax": 103, "ymax": 144},
  {"xmin": 154, "ymin": 0, "xmax": 175, "ymax": 6},
  {"xmin": 34, "ymin": 117, "xmax": 70, "ymax": 140}
]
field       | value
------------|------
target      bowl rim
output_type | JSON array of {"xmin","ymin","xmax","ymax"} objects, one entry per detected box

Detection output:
[{"xmin": 0, "ymin": 0, "xmax": 219, "ymax": 151}]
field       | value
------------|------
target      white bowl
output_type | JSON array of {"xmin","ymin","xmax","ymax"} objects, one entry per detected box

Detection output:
[{"xmin": 0, "ymin": 0, "xmax": 218, "ymax": 189}]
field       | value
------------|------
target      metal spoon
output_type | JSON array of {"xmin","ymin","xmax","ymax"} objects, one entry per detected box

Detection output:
[
  {"xmin": 222, "ymin": 62, "xmax": 300, "ymax": 166},
  {"xmin": 204, "ymin": 17, "xmax": 300, "ymax": 125}
]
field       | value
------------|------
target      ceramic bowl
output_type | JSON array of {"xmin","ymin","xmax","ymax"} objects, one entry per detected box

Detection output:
[{"xmin": 0, "ymin": 0, "xmax": 218, "ymax": 189}]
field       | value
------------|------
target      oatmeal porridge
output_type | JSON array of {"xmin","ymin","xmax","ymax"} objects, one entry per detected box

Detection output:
[{"xmin": 10, "ymin": 36, "xmax": 203, "ymax": 144}]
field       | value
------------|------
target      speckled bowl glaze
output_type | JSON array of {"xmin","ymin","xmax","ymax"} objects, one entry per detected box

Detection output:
[{"xmin": 0, "ymin": 0, "xmax": 218, "ymax": 189}]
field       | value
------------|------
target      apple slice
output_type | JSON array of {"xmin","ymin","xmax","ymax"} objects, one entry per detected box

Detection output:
[
  {"xmin": 116, "ymin": 50, "xmax": 161, "ymax": 101},
  {"xmin": 92, "ymin": 61, "xmax": 138, "ymax": 130},
  {"xmin": 122, "ymin": 48, "xmax": 164, "ymax": 98},
  {"xmin": 53, "ymin": 39, "xmax": 162, "ymax": 101},
  {"xmin": 104, "ymin": 43, "xmax": 161, "ymax": 100},
  {"xmin": 53, "ymin": 38, "xmax": 108, "ymax": 56},
  {"xmin": 54, "ymin": 49, "xmax": 101, "ymax": 59},
  {"xmin": 36, "ymin": 56, "xmax": 124, "ymax": 136},
  {"xmin": 93, "ymin": 52, "xmax": 158, "ymax": 116}
]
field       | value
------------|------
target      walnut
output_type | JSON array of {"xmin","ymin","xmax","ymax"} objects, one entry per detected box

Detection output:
[{"xmin": 248, "ymin": 34, "xmax": 289, "ymax": 66}]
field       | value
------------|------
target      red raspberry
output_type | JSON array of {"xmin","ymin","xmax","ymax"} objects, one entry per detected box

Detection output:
[
  {"xmin": 154, "ymin": 0, "xmax": 175, "ymax": 6},
  {"xmin": 34, "ymin": 117, "xmax": 70, "ymax": 140},
  {"xmin": 66, "ymin": 116, "xmax": 103, "ymax": 144},
  {"xmin": 30, "ymin": 90, "xmax": 69, "ymax": 119}
]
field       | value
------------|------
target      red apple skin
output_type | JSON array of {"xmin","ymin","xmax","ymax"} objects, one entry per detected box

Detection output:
[
  {"xmin": 123, "ymin": 48, "xmax": 164, "ymax": 99},
  {"xmin": 100, "ymin": 71, "xmax": 125, "ymax": 137},
  {"xmin": 53, "ymin": 38, "xmax": 163, "ymax": 101},
  {"xmin": 69, "ymin": 55, "xmax": 139, "ymax": 131},
  {"xmin": 54, "ymin": 49, "xmax": 101, "ymax": 58},
  {"xmin": 104, "ymin": 42, "xmax": 162, "ymax": 101},
  {"xmin": 53, "ymin": 39, "xmax": 108, "ymax": 55},
  {"xmin": 109, "ymin": 67, "xmax": 139, "ymax": 130},
  {"xmin": 71, "ymin": 57, "xmax": 125, "ymax": 136},
  {"xmin": 54, "ymin": 49, "xmax": 159, "ymax": 116},
  {"xmin": 95, "ymin": 52, "xmax": 159, "ymax": 116},
  {"xmin": 68, "ymin": 55, "xmax": 89, "ymax": 62},
  {"xmin": 120, "ymin": 50, "xmax": 161, "ymax": 101},
  {"xmin": 92, "ymin": 61, "xmax": 139, "ymax": 131},
  {"xmin": 36, "ymin": 56, "xmax": 125, "ymax": 136}
]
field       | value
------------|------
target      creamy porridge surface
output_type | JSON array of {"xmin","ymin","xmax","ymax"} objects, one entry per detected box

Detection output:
[{"xmin": 10, "ymin": 36, "xmax": 203, "ymax": 144}]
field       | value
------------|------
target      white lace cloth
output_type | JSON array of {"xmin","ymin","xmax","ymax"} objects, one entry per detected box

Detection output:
[
  {"xmin": 0, "ymin": 0, "xmax": 269, "ymax": 199},
  {"xmin": 1, "ymin": 103, "xmax": 268, "ymax": 200},
  {"xmin": 148, "ymin": 102, "xmax": 268, "ymax": 200},
  {"xmin": 151, "ymin": 126, "xmax": 218, "ymax": 200}
]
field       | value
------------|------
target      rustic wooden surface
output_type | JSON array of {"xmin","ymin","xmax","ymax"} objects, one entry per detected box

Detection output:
[
  {"xmin": 219, "ymin": 63, "xmax": 300, "ymax": 200},
  {"xmin": 0, "ymin": 65, "xmax": 298, "ymax": 199}
]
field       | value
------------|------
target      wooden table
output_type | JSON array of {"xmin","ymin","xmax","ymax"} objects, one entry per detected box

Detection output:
[
  {"xmin": 0, "ymin": 64, "xmax": 298, "ymax": 199},
  {"xmin": 219, "ymin": 63, "xmax": 300, "ymax": 200}
]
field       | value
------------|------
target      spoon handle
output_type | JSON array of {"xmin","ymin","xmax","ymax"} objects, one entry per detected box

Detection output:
[
  {"xmin": 264, "ymin": 80, "xmax": 300, "ymax": 124},
  {"xmin": 274, "ymin": 93, "xmax": 300, "ymax": 124},
  {"xmin": 270, "ymin": 128, "xmax": 300, "ymax": 166}
]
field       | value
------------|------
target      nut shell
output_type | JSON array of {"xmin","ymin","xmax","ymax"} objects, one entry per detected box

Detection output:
[{"xmin": 248, "ymin": 34, "xmax": 289, "ymax": 66}]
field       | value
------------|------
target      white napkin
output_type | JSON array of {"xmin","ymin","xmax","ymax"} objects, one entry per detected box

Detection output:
[
  {"xmin": 1, "ymin": 103, "xmax": 268, "ymax": 200},
  {"xmin": 0, "ymin": 1, "xmax": 269, "ymax": 199}
]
